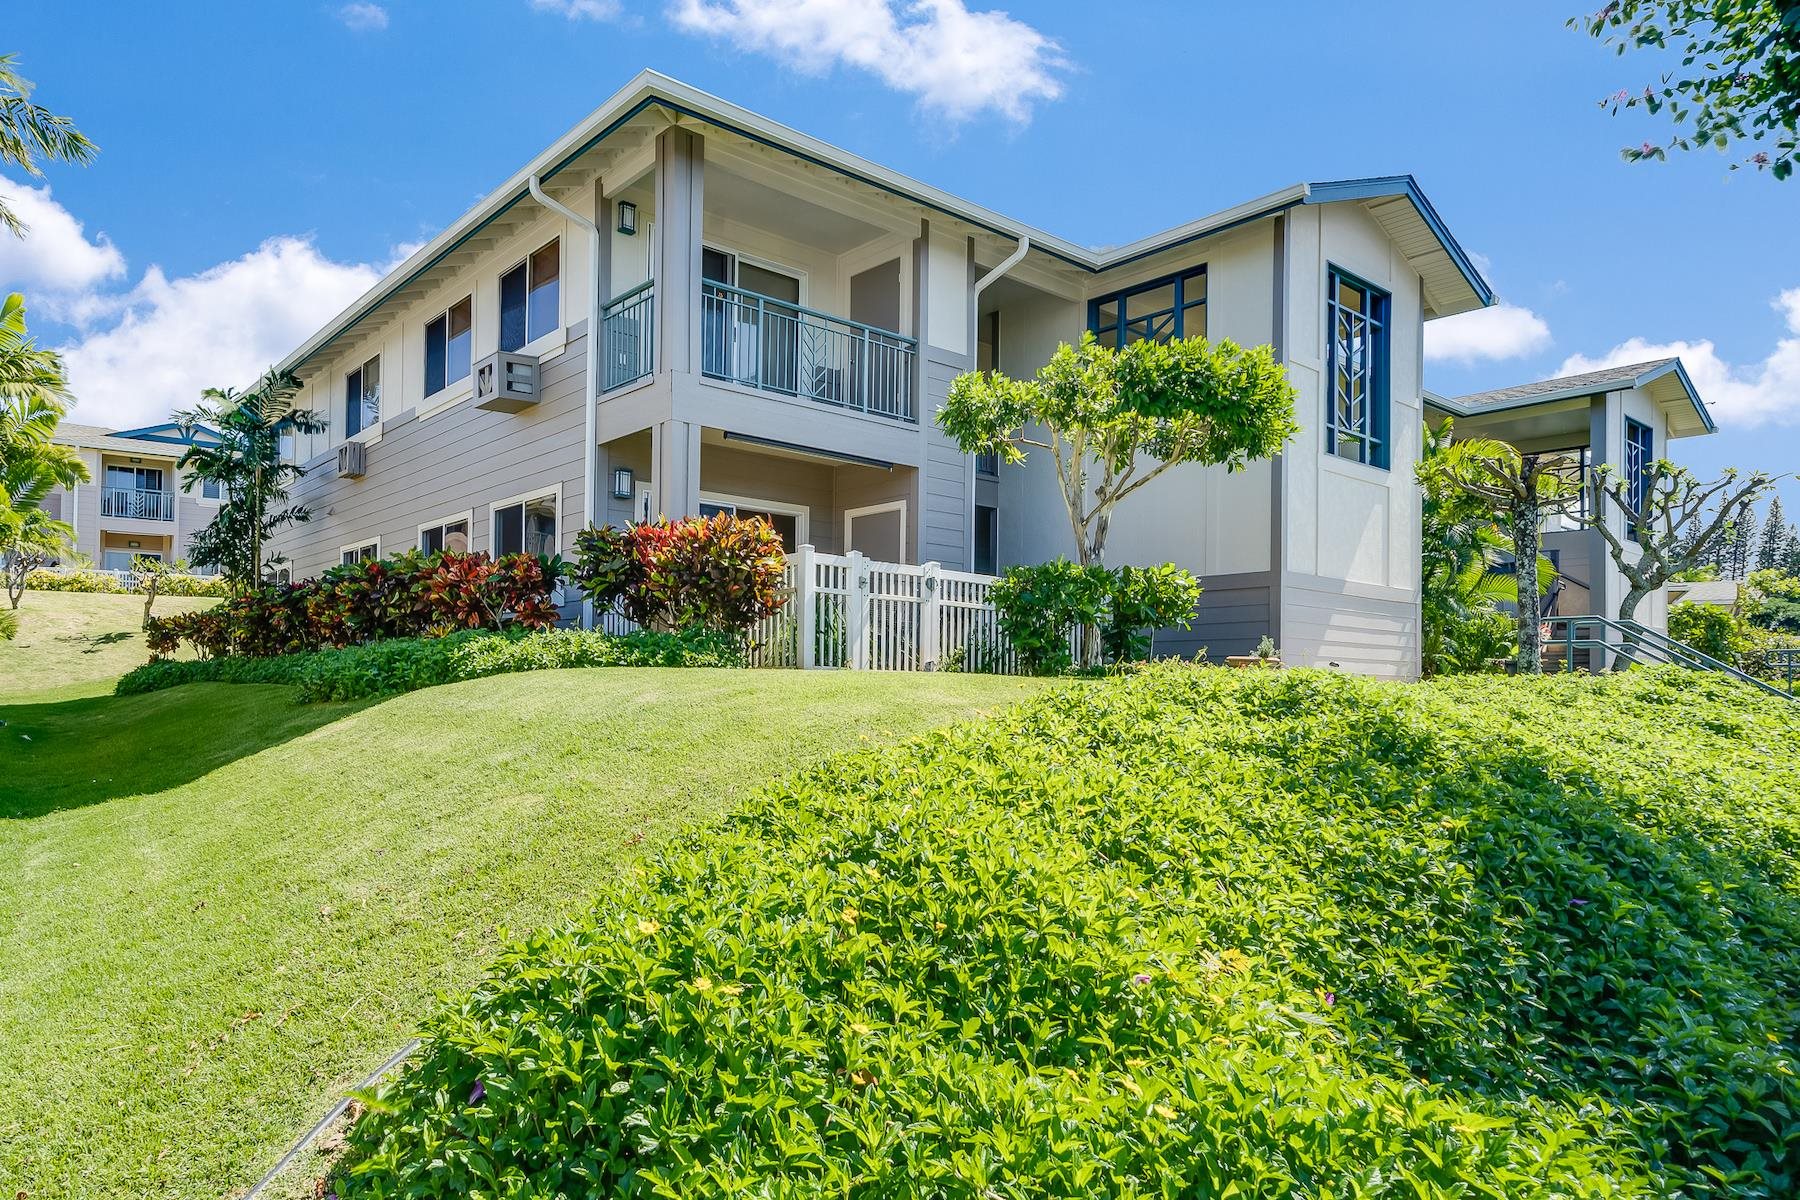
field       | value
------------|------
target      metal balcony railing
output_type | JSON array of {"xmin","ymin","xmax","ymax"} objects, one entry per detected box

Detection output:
[
  {"xmin": 601, "ymin": 281, "xmax": 655, "ymax": 392},
  {"xmin": 100, "ymin": 486, "xmax": 174, "ymax": 521},
  {"xmin": 700, "ymin": 282, "xmax": 917, "ymax": 423}
]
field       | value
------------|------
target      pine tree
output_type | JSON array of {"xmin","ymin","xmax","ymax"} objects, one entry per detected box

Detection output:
[
  {"xmin": 1782, "ymin": 523, "xmax": 1800, "ymax": 577},
  {"xmin": 1756, "ymin": 497, "xmax": 1788, "ymax": 572},
  {"xmin": 1727, "ymin": 502, "xmax": 1756, "ymax": 578}
]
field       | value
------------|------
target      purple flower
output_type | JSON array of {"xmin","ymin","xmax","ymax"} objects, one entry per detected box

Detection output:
[
  {"xmin": 1323, "ymin": 992, "xmax": 1336, "ymax": 1007},
  {"xmin": 1132, "ymin": 973, "xmax": 1152, "ymax": 987},
  {"xmin": 469, "ymin": 1080, "xmax": 486, "ymax": 1104},
  {"xmin": 1570, "ymin": 899, "xmax": 1590, "ymax": 908}
]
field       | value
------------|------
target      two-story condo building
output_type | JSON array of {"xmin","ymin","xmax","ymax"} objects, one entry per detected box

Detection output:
[
  {"xmin": 264, "ymin": 70, "xmax": 1496, "ymax": 677},
  {"xmin": 44, "ymin": 422, "xmax": 223, "ymax": 571}
]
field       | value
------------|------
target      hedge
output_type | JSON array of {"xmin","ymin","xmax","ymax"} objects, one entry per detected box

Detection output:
[
  {"xmin": 116, "ymin": 627, "xmax": 745, "ymax": 703},
  {"xmin": 333, "ymin": 665, "xmax": 1800, "ymax": 1197},
  {"xmin": 26, "ymin": 569, "xmax": 230, "ymax": 597}
]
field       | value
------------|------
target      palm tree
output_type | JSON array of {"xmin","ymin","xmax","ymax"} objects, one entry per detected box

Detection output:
[
  {"xmin": 176, "ymin": 369, "xmax": 327, "ymax": 590},
  {"xmin": 1, "ymin": 292, "xmax": 86, "ymax": 608},
  {"xmin": 0, "ymin": 53, "xmax": 97, "ymax": 236}
]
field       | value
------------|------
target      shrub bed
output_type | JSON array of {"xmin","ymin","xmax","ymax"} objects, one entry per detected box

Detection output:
[
  {"xmin": 26, "ymin": 568, "xmax": 231, "ymax": 597},
  {"xmin": 117, "ymin": 627, "xmax": 744, "ymax": 702},
  {"xmin": 333, "ymin": 666, "xmax": 1800, "ymax": 1197}
]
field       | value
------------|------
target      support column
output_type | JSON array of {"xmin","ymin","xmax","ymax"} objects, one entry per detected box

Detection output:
[
  {"xmin": 654, "ymin": 127, "xmax": 704, "ymax": 377},
  {"xmin": 651, "ymin": 418, "xmax": 701, "ymax": 520}
]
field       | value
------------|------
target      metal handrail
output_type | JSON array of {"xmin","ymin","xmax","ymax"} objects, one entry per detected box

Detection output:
[
  {"xmin": 1545, "ymin": 614, "xmax": 1794, "ymax": 700},
  {"xmin": 1762, "ymin": 647, "xmax": 1800, "ymax": 696},
  {"xmin": 100, "ymin": 485, "xmax": 175, "ymax": 521},
  {"xmin": 600, "ymin": 281, "xmax": 655, "ymax": 391},
  {"xmin": 699, "ymin": 281, "xmax": 917, "ymax": 422}
]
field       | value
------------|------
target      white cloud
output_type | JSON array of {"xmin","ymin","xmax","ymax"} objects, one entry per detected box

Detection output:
[
  {"xmin": 529, "ymin": 0, "xmax": 622, "ymax": 18},
  {"xmin": 1557, "ymin": 288, "xmax": 1800, "ymax": 428},
  {"xmin": 669, "ymin": 0, "xmax": 1067, "ymax": 122},
  {"xmin": 0, "ymin": 177, "xmax": 127, "ymax": 300},
  {"xmin": 1424, "ymin": 302, "xmax": 1553, "ymax": 365},
  {"xmin": 337, "ymin": 2, "xmax": 389, "ymax": 31},
  {"xmin": 59, "ymin": 237, "xmax": 385, "ymax": 428}
]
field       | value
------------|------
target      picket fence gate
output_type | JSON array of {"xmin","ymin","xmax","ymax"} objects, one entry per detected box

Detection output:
[{"xmin": 599, "ymin": 546, "xmax": 1024, "ymax": 674}]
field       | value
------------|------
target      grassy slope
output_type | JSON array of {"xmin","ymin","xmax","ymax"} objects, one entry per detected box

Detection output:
[
  {"xmin": 336, "ymin": 666, "xmax": 1800, "ymax": 1197},
  {"xmin": 0, "ymin": 591, "xmax": 215, "ymax": 702},
  {"xmin": 0, "ymin": 669, "xmax": 1045, "ymax": 1200}
]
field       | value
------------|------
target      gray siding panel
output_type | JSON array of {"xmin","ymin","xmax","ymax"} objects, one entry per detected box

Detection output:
[
  {"xmin": 271, "ymin": 333, "xmax": 590, "ymax": 578},
  {"xmin": 921, "ymin": 348, "xmax": 970, "ymax": 569},
  {"xmin": 1158, "ymin": 571, "xmax": 1274, "ymax": 660}
]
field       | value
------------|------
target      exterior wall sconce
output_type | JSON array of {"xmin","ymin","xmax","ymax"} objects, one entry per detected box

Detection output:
[
  {"xmin": 611, "ymin": 466, "xmax": 635, "ymax": 499},
  {"xmin": 616, "ymin": 201, "xmax": 637, "ymax": 236}
]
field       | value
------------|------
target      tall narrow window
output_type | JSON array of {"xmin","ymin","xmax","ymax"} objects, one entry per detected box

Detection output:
[
  {"xmin": 345, "ymin": 354, "xmax": 381, "ymax": 437},
  {"xmin": 1090, "ymin": 267, "xmax": 1206, "ymax": 348},
  {"xmin": 424, "ymin": 297, "xmax": 473, "ymax": 397},
  {"xmin": 1625, "ymin": 418, "xmax": 1654, "ymax": 540},
  {"xmin": 1325, "ymin": 268, "xmax": 1390, "ymax": 470},
  {"xmin": 500, "ymin": 240, "xmax": 561, "ymax": 351},
  {"xmin": 974, "ymin": 503, "xmax": 998, "ymax": 575}
]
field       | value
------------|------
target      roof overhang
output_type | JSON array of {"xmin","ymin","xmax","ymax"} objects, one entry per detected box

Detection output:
[
  {"xmin": 1426, "ymin": 359, "xmax": 1716, "ymax": 438},
  {"xmin": 275, "ymin": 71, "xmax": 1494, "ymax": 376}
]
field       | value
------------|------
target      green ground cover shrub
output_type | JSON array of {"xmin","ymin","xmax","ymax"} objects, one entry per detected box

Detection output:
[
  {"xmin": 116, "ymin": 626, "xmax": 744, "ymax": 702},
  {"xmin": 334, "ymin": 666, "xmax": 1800, "ymax": 1198}
]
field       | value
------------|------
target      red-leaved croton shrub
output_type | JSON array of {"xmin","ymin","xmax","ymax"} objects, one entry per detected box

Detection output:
[
  {"xmin": 144, "ymin": 550, "xmax": 564, "ymax": 661},
  {"xmin": 571, "ymin": 513, "xmax": 786, "ymax": 633}
]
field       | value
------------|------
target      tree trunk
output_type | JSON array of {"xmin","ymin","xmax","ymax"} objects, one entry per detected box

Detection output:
[{"xmin": 1514, "ymin": 493, "xmax": 1544, "ymax": 675}]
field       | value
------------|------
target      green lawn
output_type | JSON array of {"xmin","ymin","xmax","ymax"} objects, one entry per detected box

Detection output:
[
  {"xmin": 0, "ymin": 590, "xmax": 215, "ymax": 702},
  {"xmin": 0, "ymin": 666, "xmax": 1046, "ymax": 1200}
]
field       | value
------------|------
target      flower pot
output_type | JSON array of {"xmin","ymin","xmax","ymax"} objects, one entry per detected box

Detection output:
[{"xmin": 1225, "ymin": 655, "xmax": 1283, "ymax": 670}]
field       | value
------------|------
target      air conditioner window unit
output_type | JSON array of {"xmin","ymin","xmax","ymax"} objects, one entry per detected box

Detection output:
[
  {"xmin": 474, "ymin": 351, "xmax": 540, "ymax": 413},
  {"xmin": 337, "ymin": 440, "xmax": 367, "ymax": 479}
]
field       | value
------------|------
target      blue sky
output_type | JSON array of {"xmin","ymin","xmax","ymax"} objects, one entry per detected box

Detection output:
[{"xmin": 6, "ymin": 0, "xmax": 1797, "ymax": 511}]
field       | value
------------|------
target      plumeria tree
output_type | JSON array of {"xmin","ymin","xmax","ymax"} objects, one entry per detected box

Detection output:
[
  {"xmin": 1589, "ymin": 459, "xmax": 1776, "ymax": 622},
  {"xmin": 938, "ymin": 333, "xmax": 1298, "ymax": 568},
  {"xmin": 1417, "ymin": 426, "xmax": 1579, "ymax": 674},
  {"xmin": 1573, "ymin": 1, "xmax": 1800, "ymax": 178},
  {"xmin": 176, "ymin": 369, "xmax": 326, "ymax": 590}
]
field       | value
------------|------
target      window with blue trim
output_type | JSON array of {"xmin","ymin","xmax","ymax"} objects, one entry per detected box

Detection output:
[
  {"xmin": 1625, "ymin": 418, "xmax": 1654, "ymax": 540},
  {"xmin": 1325, "ymin": 268, "xmax": 1390, "ymax": 469},
  {"xmin": 1089, "ymin": 266, "xmax": 1206, "ymax": 348}
]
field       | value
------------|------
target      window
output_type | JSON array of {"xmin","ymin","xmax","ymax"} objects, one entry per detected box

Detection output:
[
  {"xmin": 493, "ymin": 493, "xmax": 558, "ymax": 558},
  {"xmin": 1325, "ymin": 267, "xmax": 1390, "ymax": 470},
  {"xmin": 345, "ymin": 355, "xmax": 381, "ymax": 438},
  {"xmin": 1090, "ymin": 267, "xmax": 1206, "ymax": 348},
  {"xmin": 975, "ymin": 451, "xmax": 999, "ymax": 477},
  {"xmin": 340, "ymin": 541, "xmax": 380, "ymax": 566},
  {"xmin": 418, "ymin": 515, "xmax": 470, "ymax": 554},
  {"xmin": 200, "ymin": 478, "xmax": 222, "ymax": 501},
  {"xmin": 974, "ymin": 503, "xmax": 998, "ymax": 575},
  {"xmin": 500, "ymin": 240, "xmax": 560, "ymax": 352},
  {"xmin": 104, "ymin": 464, "xmax": 164, "ymax": 493},
  {"xmin": 1625, "ymin": 418, "xmax": 1654, "ymax": 540},
  {"xmin": 424, "ymin": 297, "xmax": 473, "ymax": 398},
  {"xmin": 698, "ymin": 494, "xmax": 806, "ymax": 553}
]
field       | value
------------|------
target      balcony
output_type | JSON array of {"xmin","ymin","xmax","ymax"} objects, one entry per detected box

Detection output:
[
  {"xmin": 699, "ymin": 283, "xmax": 917, "ymax": 423},
  {"xmin": 601, "ymin": 281, "xmax": 654, "ymax": 391},
  {"xmin": 100, "ymin": 486, "xmax": 174, "ymax": 522}
]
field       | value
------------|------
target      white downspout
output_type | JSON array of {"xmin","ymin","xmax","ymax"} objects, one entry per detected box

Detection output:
[
  {"xmin": 530, "ymin": 173, "xmax": 602, "ymax": 628},
  {"xmin": 966, "ymin": 236, "xmax": 1029, "ymax": 571},
  {"xmin": 973, "ymin": 236, "xmax": 1030, "ymax": 302}
]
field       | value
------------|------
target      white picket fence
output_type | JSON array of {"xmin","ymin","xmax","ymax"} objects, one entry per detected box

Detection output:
[{"xmin": 598, "ymin": 546, "xmax": 1023, "ymax": 673}]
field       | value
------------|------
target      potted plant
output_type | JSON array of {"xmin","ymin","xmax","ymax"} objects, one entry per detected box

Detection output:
[{"xmin": 1226, "ymin": 635, "xmax": 1283, "ymax": 670}]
